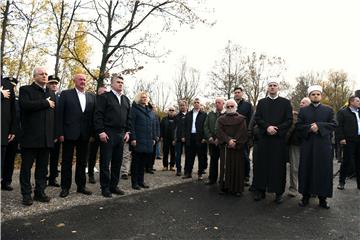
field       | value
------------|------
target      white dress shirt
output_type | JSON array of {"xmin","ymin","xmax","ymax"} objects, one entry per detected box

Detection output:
[
  {"xmin": 111, "ymin": 89, "xmax": 122, "ymax": 104},
  {"xmin": 350, "ymin": 107, "xmax": 360, "ymax": 135},
  {"xmin": 75, "ymin": 88, "xmax": 86, "ymax": 112},
  {"xmin": 191, "ymin": 110, "xmax": 199, "ymax": 133}
]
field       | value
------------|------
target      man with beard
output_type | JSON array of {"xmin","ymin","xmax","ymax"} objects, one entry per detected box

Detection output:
[
  {"xmin": 296, "ymin": 85, "xmax": 337, "ymax": 209},
  {"xmin": 253, "ymin": 80, "xmax": 292, "ymax": 204},
  {"xmin": 216, "ymin": 99, "xmax": 248, "ymax": 196}
]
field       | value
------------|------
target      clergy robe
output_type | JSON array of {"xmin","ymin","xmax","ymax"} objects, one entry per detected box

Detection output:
[
  {"xmin": 253, "ymin": 96, "xmax": 293, "ymax": 193},
  {"xmin": 296, "ymin": 104, "xmax": 337, "ymax": 198},
  {"xmin": 216, "ymin": 112, "xmax": 248, "ymax": 193}
]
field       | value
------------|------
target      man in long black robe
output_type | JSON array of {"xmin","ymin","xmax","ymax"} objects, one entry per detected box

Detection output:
[
  {"xmin": 296, "ymin": 85, "xmax": 337, "ymax": 209},
  {"xmin": 253, "ymin": 81, "xmax": 292, "ymax": 203}
]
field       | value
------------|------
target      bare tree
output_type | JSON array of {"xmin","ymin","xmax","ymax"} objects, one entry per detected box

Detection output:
[
  {"xmin": 0, "ymin": 0, "xmax": 11, "ymax": 76},
  {"xmin": 68, "ymin": 0, "xmax": 209, "ymax": 89},
  {"xmin": 174, "ymin": 59, "xmax": 200, "ymax": 104}
]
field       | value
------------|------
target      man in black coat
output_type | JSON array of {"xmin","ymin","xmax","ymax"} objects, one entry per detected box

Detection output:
[
  {"xmin": 94, "ymin": 76, "xmax": 131, "ymax": 198},
  {"xmin": 182, "ymin": 98, "xmax": 208, "ymax": 180},
  {"xmin": 336, "ymin": 95, "xmax": 360, "ymax": 190},
  {"xmin": 234, "ymin": 87, "xmax": 253, "ymax": 185},
  {"xmin": 58, "ymin": 73, "xmax": 96, "ymax": 198},
  {"xmin": 174, "ymin": 100, "xmax": 188, "ymax": 176},
  {"xmin": 1, "ymin": 77, "xmax": 17, "ymax": 191},
  {"xmin": 46, "ymin": 75, "xmax": 61, "ymax": 187},
  {"xmin": 19, "ymin": 67, "xmax": 56, "ymax": 206},
  {"xmin": 160, "ymin": 106, "xmax": 177, "ymax": 171}
]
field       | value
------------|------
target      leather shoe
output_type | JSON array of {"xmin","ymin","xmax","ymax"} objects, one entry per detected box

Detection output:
[
  {"xmin": 102, "ymin": 190, "xmax": 112, "ymax": 198},
  {"xmin": 234, "ymin": 192, "xmax": 243, "ymax": 197},
  {"xmin": 77, "ymin": 188, "xmax": 92, "ymax": 195},
  {"xmin": 132, "ymin": 185, "xmax": 141, "ymax": 190},
  {"xmin": 145, "ymin": 170, "xmax": 154, "ymax": 174},
  {"xmin": 337, "ymin": 183, "xmax": 345, "ymax": 190},
  {"xmin": 1, "ymin": 184, "xmax": 13, "ymax": 191},
  {"xmin": 254, "ymin": 191, "xmax": 265, "ymax": 201},
  {"xmin": 298, "ymin": 198, "xmax": 309, "ymax": 207},
  {"xmin": 274, "ymin": 194, "xmax": 283, "ymax": 204},
  {"xmin": 176, "ymin": 172, "xmax": 181, "ymax": 176},
  {"xmin": 319, "ymin": 200, "xmax": 330, "ymax": 209},
  {"xmin": 22, "ymin": 195, "xmax": 33, "ymax": 206},
  {"xmin": 88, "ymin": 175, "xmax": 96, "ymax": 184},
  {"xmin": 59, "ymin": 189, "xmax": 69, "ymax": 198},
  {"xmin": 110, "ymin": 187, "xmax": 125, "ymax": 195},
  {"xmin": 139, "ymin": 183, "xmax": 149, "ymax": 189},
  {"xmin": 182, "ymin": 174, "xmax": 192, "ymax": 179},
  {"xmin": 48, "ymin": 180, "xmax": 60, "ymax": 187},
  {"xmin": 205, "ymin": 181, "xmax": 216, "ymax": 185},
  {"xmin": 34, "ymin": 193, "xmax": 51, "ymax": 202}
]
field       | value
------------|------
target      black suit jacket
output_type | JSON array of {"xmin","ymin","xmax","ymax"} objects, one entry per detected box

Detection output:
[
  {"xmin": 1, "ymin": 79, "xmax": 16, "ymax": 146},
  {"xmin": 19, "ymin": 83, "xmax": 56, "ymax": 148},
  {"xmin": 57, "ymin": 88, "xmax": 96, "ymax": 141},
  {"xmin": 94, "ymin": 91, "xmax": 131, "ymax": 134},
  {"xmin": 336, "ymin": 107, "xmax": 360, "ymax": 142},
  {"xmin": 183, "ymin": 110, "xmax": 207, "ymax": 145}
]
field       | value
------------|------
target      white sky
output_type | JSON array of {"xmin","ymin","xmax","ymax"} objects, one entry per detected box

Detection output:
[{"xmin": 130, "ymin": 0, "xmax": 360, "ymax": 94}]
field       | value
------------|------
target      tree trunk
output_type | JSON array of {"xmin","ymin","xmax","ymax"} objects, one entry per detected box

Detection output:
[{"xmin": 1, "ymin": 0, "xmax": 10, "ymax": 77}]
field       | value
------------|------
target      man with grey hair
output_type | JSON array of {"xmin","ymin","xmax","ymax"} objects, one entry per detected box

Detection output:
[
  {"xmin": 19, "ymin": 67, "xmax": 56, "ymax": 205},
  {"xmin": 204, "ymin": 97, "xmax": 225, "ymax": 185},
  {"xmin": 286, "ymin": 97, "xmax": 311, "ymax": 197}
]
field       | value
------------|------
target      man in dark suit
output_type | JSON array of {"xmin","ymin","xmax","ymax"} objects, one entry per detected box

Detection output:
[
  {"xmin": 174, "ymin": 100, "xmax": 188, "ymax": 176},
  {"xmin": 58, "ymin": 73, "xmax": 96, "ymax": 198},
  {"xmin": 94, "ymin": 76, "xmax": 131, "ymax": 198},
  {"xmin": 336, "ymin": 96, "xmax": 360, "ymax": 190},
  {"xmin": 182, "ymin": 98, "xmax": 208, "ymax": 180},
  {"xmin": 1, "ymin": 77, "xmax": 17, "ymax": 191},
  {"xmin": 46, "ymin": 75, "xmax": 61, "ymax": 187},
  {"xmin": 19, "ymin": 67, "xmax": 56, "ymax": 206}
]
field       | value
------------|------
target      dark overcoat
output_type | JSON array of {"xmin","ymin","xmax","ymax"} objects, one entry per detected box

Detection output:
[{"xmin": 1, "ymin": 79, "xmax": 16, "ymax": 146}]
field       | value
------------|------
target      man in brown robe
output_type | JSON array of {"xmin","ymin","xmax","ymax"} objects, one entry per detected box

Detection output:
[{"xmin": 216, "ymin": 99, "xmax": 248, "ymax": 196}]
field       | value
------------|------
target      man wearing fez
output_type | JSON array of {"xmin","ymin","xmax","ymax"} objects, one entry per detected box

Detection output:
[
  {"xmin": 1, "ymin": 77, "xmax": 18, "ymax": 191},
  {"xmin": 94, "ymin": 76, "xmax": 131, "ymax": 197},
  {"xmin": 253, "ymin": 79, "xmax": 293, "ymax": 204},
  {"xmin": 46, "ymin": 75, "xmax": 61, "ymax": 187},
  {"xmin": 296, "ymin": 85, "xmax": 337, "ymax": 209},
  {"xmin": 19, "ymin": 67, "xmax": 56, "ymax": 205},
  {"xmin": 336, "ymin": 95, "xmax": 360, "ymax": 190},
  {"xmin": 58, "ymin": 74, "xmax": 96, "ymax": 198}
]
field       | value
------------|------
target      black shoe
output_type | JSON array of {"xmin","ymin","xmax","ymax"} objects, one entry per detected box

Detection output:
[
  {"xmin": 182, "ymin": 174, "xmax": 192, "ymax": 179},
  {"xmin": 121, "ymin": 174, "xmax": 129, "ymax": 180},
  {"xmin": 274, "ymin": 194, "xmax": 283, "ymax": 204},
  {"xmin": 176, "ymin": 172, "xmax": 181, "ymax": 176},
  {"xmin": 110, "ymin": 187, "xmax": 125, "ymax": 195},
  {"xmin": 22, "ymin": 195, "xmax": 33, "ymax": 206},
  {"xmin": 132, "ymin": 185, "xmax": 141, "ymax": 190},
  {"xmin": 1, "ymin": 184, "xmax": 13, "ymax": 191},
  {"xmin": 156, "ymin": 157, "xmax": 162, "ymax": 159},
  {"xmin": 248, "ymin": 185, "xmax": 256, "ymax": 192},
  {"xmin": 59, "ymin": 189, "xmax": 69, "ymax": 198},
  {"xmin": 102, "ymin": 190, "xmax": 112, "ymax": 198},
  {"xmin": 319, "ymin": 199, "xmax": 330, "ymax": 209},
  {"xmin": 88, "ymin": 175, "xmax": 96, "ymax": 184},
  {"xmin": 254, "ymin": 191, "xmax": 265, "ymax": 201},
  {"xmin": 205, "ymin": 181, "xmax": 216, "ymax": 185},
  {"xmin": 234, "ymin": 192, "xmax": 243, "ymax": 197},
  {"xmin": 298, "ymin": 198, "xmax": 309, "ymax": 207},
  {"xmin": 77, "ymin": 187, "xmax": 92, "ymax": 195},
  {"xmin": 48, "ymin": 180, "xmax": 60, "ymax": 187},
  {"xmin": 218, "ymin": 188, "xmax": 228, "ymax": 195},
  {"xmin": 34, "ymin": 193, "xmax": 51, "ymax": 203},
  {"xmin": 139, "ymin": 183, "xmax": 150, "ymax": 189},
  {"xmin": 337, "ymin": 183, "xmax": 345, "ymax": 190},
  {"xmin": 145, "ymin": 170, "xmax": 154, "ymax": 174}
]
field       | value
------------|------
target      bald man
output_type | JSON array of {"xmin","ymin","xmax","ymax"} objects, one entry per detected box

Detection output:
[{"xmin": 57, "ymin": 74, "xmax": 96, "ymax": 198}]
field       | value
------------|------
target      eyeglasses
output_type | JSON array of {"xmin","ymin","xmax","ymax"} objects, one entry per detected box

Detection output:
[{"xmin": 226, "ymin": 105, "xmax": 235, "ymax": 109}]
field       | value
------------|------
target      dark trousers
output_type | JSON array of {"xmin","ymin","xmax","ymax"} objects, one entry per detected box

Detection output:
[
  {"xmin": 61, "ymin": 139, "xmax": 88, "ymax": 190},
  {"xmin": 339, "ymin": 138, "xmax": 360, "ymax": 187},
  {"xmin": 163, "ymin": 139, "xmax": 175, "ymax": 168},
  {"xmin": 87, "ymin": 139, "xmax": 100, "ymax": 177},
  {"xmin": 99, "ymin": 132, "xmax": 124, "ymax": 191},
  {"xmin": 1, "ymin": 145, "xmax": 7, "ymax": 180},
  {"xmin": 48, "ymin": 141, "xmax": 60, "ymax": 181},
  {"xmin": 208, "ymin": 143, "xmax": 220, "ymax": 183},
  {"xmin": 243, "ymin": 143, "xmax": 250, "ymax": 178},
  {"xmin": 1, "ymin": 140, "xmax": 18, "ymax": 185},
  {"xmin": 131, "ymin": 151, "xmax": 149, "ymax": 186},
  {"xmin": 20, "ymin": 148, "xmax": 50, "ymax": 196},
  {"xmin": 175, "ymin": 141, "xmax": 185, "ymax": 173},
  {"xmin": 184, "ymin": 134, "xmax": 207, "ymax": 175}
]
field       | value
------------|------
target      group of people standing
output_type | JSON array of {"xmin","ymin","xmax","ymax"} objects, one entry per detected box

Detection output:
[{"xmin": 1, "ymin": 67, "xmax": 360, "ymax": 210}]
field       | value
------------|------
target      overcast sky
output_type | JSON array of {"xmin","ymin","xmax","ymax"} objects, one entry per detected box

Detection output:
[{"xmin": 131, "ymin": 0, "xmax": 360, "ymax": 94}]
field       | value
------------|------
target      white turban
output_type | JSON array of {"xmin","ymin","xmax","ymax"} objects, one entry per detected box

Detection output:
[
  {"xmin": 267, "ymin": 78, "xmax": 280, "ymax": 86},
  {"xmin": 307, "ymin": 85, "xmax": 323, "ymax": 95}
]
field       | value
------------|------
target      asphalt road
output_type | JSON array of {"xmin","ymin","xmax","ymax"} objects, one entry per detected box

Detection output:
[{"xmin": 2, "ymin": 180, "xmax": 360, "ymax": 240}]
